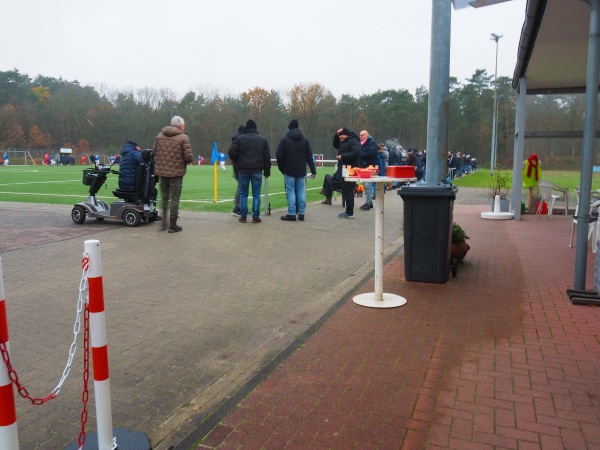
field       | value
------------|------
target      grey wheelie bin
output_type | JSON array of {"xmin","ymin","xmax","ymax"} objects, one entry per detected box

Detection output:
[{"xmin": 399, "ymin": 183, "xmax": 458, "ymax": 283}]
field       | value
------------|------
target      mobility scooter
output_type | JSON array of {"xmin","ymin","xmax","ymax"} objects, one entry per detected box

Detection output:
[{"xmin": 71, "ymin": 150, "xmax": 159, "ymax": 227}]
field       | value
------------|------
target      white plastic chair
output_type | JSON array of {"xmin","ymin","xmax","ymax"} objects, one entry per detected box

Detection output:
[
  {"xmin": 570, "ymin": 187, "xmax": 599, "ymax": 252},
  {"xmin": 536, "ymin": 179, "xmax": 568, "ymax": 217}
]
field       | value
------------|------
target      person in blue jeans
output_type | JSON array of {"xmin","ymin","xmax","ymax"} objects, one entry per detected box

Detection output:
[
  {"xmin": 276, "ymin": 119, "xmax": 317, "ymax": 222},
  {"xmin": 228, "ymin": 119, "xmax": 271, "ymax": 223},
  {"xmin": 358, "ymin": 130, "xmax": 379, "ymax": 211}
]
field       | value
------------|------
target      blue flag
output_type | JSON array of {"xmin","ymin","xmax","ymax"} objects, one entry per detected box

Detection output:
[{"xmin": 210, "ymin": 141, "xmax": 219, "ymax": 165}]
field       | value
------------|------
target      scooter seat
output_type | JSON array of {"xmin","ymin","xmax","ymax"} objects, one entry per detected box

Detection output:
[{"xmin": 113, "ymin": 189, "xmax": 138, "ymax": 201}]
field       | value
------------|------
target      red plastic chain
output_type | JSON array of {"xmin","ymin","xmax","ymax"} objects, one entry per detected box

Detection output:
[
  {"xmin": 0, "ymin": 338, "xmax": 56, "ymax": 405},
  {"xmin": 78, "ymin": 303, "xmax": 90, "ymax": 447},
  {"xmin": 82, "ymin": 255, "xmax": 89, "ymax": 271}
]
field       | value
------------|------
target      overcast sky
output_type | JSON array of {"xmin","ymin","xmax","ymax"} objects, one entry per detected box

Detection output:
[{"xmin": 2, "ymin": 0, "xmax": 526, "ymax": 99}]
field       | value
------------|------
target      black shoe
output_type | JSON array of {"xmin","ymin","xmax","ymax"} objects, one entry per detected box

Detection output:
[
  {"xmin": 239, "ymin": 216, "xmax": 247, "ymax": 223},
  {"xmin": 370, "ymin": 202, "xmax": 373, "ymax": 209},
  {"xmin": 360, "ymin": 203, "xmax": 371, "ymax": 211},
  {"xmin": 298, "ymin": 214, "xmax": 304, "ymax": 221},
  {"xmin": 281, "ymin": 214, "xmax": 296, "ymax": 221}
]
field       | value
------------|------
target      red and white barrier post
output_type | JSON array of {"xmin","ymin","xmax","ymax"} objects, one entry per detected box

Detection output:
[
  {"xmin": 0, "ymin": 257, "xmax": 19, "ymax": 449},
  {"xmin": 85, "ymin": 240, "xmax": 114, "ymax": 450}
]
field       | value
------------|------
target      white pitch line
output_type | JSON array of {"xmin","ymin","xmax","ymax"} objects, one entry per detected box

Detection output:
[
  {"xmin": 0, "ymin": 179, "xmax": 81, "ymax": 186},
  {"xmin": 0, "ymin": 191, "xmax": 98, "ymax": 199}
]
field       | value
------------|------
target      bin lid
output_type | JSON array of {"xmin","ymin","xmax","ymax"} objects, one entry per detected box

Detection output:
[{"xmin": 399, "ymin": 182, "xmax": 458, "ymax": 198}]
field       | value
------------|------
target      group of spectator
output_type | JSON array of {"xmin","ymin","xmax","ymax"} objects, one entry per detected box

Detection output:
[
  {"xmin": 137, "ymin": 115, "xmax": 485, "ymax": 231},
  {"xmin": 316, "ymin": 131, "xmax": 428, "ymax": 218},
  {"xmin": 447, "ymin": 151, "xmax": 478, "ymax": 179},
  {"xmin": 41, "ymin": 153, "xmax": 75, "ymax": 165}
]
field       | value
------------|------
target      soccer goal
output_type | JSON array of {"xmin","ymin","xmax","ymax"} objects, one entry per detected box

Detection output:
[{"xmin": 3, "ymin": 150, "xmax": 36, "ymax": 165}]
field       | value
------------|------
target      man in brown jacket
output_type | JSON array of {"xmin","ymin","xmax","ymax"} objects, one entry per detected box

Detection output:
[{"xmin": 153, "ymin": 116, "xmax": 193, "ymax": 232}]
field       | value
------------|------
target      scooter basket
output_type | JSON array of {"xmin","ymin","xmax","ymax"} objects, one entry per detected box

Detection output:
[{"xmin": 82, "ymin": 169, "xmax": 97, "ymax": 186}]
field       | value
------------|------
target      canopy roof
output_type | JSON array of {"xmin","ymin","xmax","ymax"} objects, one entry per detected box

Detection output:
[{"xmin": 512, "ymin": 0, "xmax": 593, "ymax": 94}]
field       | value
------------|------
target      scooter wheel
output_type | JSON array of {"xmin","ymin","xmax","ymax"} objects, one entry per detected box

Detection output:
[
  {"xmin": 72, "ymin": 206, "xmax": 86, "ymax": 224},
  {"xmin": 123, "ymin": 209, "xmax": 141, "ymax": 227}
]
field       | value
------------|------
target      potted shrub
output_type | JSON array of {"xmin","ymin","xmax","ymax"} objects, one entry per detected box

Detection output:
[
  {"xmin": 488, "ymin": 168, "xmax": 510, "ymax": 212},
  {"xmin": 451, "ymin": 222, "xmax": 470, "ymax": 262}
]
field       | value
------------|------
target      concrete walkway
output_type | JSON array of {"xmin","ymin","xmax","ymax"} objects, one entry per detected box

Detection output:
[{"xmin": 2, "ymin": 187, "xmax": 599, "ymax": 449}]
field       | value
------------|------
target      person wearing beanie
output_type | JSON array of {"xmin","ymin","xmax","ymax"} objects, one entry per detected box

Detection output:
[
  {"xmin": 330, "ymin": 127, "xmax": 361, "ymax": 219},
  {"xmin": 153, "ymin": 115, "xmax": 193, "ymax": 232},
  {"xmin": 228, "ymin": 119, "xmax": 271, "ymax": 223},
  {"xmin": 276, "ymin": 119, "xmax": 317, "ymax": 222},
  {"xmin": 230, "ymin": 125, "xmax": 246, "ymax": 217}
]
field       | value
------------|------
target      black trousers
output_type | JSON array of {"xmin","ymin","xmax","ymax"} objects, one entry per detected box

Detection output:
[
  {"xmin": 342, "ymin": 181, "xmax": 355, "ymax": 214},
  {"xmin": 322, "ymin": 174, "xmax": 336, "ymax": 199}
]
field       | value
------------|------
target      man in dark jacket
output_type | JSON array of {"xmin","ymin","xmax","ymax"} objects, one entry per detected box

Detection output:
[
  {"xmin": 153, "ymin": 115, "xmax": 193, "ymax": 232},
  {"xmin": 276, "ymin": 119, "xmax": 317, "ymax": 222},
  {"xmin": 334, "ymin": 128, "xmax": 361, "ymax": 219},
  {"xmin": 118, "ymin": 141, "xmax": 143, "ymax": 191},
  {"xmin": 231, "ymin": 125, "xmax": 245, "ymax": 217},
  {"xmin": 359, "ymin": 130, "xmax": 378, "ymax": 210},
  {"xmin": 228, "ymin": 119, "xmax": 271, "ymax": 223}
]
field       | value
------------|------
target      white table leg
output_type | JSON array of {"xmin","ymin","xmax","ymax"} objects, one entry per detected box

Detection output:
[
  {"xmin": 374, "ymin": 182, "xmax": 384, "ymax": 300},
  {"xmin": 353, "ymin": 181, "xmax": 407, "ymax": 308}
]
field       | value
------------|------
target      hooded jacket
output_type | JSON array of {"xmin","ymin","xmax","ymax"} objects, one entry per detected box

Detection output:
[
  {"xmin": 276, "ymin": 128, "xmax": 317, "ymax": 178},
  {"xmin": 153, "ymin": 126, "xmax": 193, "ymax": 177},
  {"xmin": 118, "ymin": 141, "xmax": 143, "ymax": 190},
  {"xmin": 228, "ymin": 129, "xmax": 271, "ymax": 177}
]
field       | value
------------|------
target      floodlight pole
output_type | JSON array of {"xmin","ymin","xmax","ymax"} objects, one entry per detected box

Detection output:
[{"xmin": 490, "ymin": 33, "xmax": 502, "ymax": 173}]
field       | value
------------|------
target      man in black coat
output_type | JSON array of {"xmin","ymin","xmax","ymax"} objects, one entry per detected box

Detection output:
[
  {"xmin": 231, "ymin": 125, "xmax": 245, "ymax": 217},
  {"xmin": 228, "ymin": 119, "xmax": 271, "ymax": 223},
  {"xmin": 276, "ymin": 119, "xmax": 317, "ymax": 222},
  {"xmin": 333, "ymin": 128, "xmax": 361, "ymax": 219}
]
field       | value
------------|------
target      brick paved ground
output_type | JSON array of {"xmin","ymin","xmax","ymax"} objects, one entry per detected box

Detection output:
[{"xmin": 195, "ymin": 206, "xmax": 600, "ymax": 450}]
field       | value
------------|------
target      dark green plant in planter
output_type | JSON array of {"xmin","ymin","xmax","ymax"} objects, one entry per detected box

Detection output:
[
  {"xmin": 452, "ymin": 222, "xmax": 469, "ymax": 243},
  {"xmin": 451, "ymin": 222, "xmax": 470, "ymax": 262}
]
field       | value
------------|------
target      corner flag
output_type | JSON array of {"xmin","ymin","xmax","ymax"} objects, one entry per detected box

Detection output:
[{"xmin": 210, "ymin": 141, "xmax": 219, "ymax": 165}]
